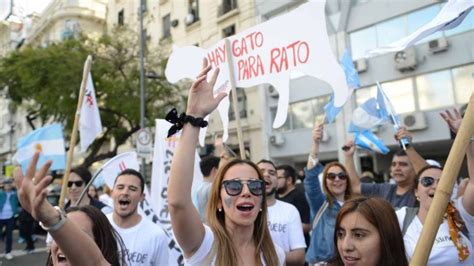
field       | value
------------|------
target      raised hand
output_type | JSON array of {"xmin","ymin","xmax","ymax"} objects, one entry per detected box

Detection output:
[
  {"xmin": 440, "ymin": 109, "xmax": 462, "ymax": 134},
  {"xmin": 312, "ymin": 124, "xmax": 324, "ymax": 144},
  {"xmin": 14, "ymin": 152, "xmax": 57, "ymax": 226},
  {"xmin": 343, "ymin": 140, "xmax": 356, "ymax": 157},
  {"xmin": 186, "ymin": 58, "xmax": 227, "ymax": 118},
  {"xmin": 395, "ymin": 126, "xmax": 413, "ymax": 143}
]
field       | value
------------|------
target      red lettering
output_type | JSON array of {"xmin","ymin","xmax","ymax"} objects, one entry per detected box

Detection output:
[
  {"xmin": 232, "ymin": 40, "xmax": 241, "ymax": 57},
  {"xmin": 254, "ymin": 32, "xmax": 263, "ymax": 47},
  {"xmin": 286, "ymin": 41, "xmax": 300, "ymax": 67},
  {"xmin": 207, "ymin": 51, "xmax": 217, "ymax": 68},
  {"xmin": 237, "ymin": 55, "xmax": 265, "ymax": 80},
  {"xmin": 298, "ymin": 41, "xmax": 310, "ymax": 63},
  {"xmin": 245, "ymin": 32, "xmax": 256, "ymax": 50},
  {"xmin": 238, "ymin": 59, "xmax": 246, "ymax": 80},
  {"xmin": 270, "ymin": 48, "xmax": 281, "ymax": 73}
]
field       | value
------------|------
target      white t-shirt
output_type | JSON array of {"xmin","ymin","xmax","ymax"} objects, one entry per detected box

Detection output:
[
  {"xmin": 267, "ymin": 199, "xmax": 307, "ymax": 252},
  {"xmin": 107, "ymin": 213, "xmax": 169, "ymax": 266},
  {"xmin": 185, "ymin": 224, "xmax": 285, "ymax": 266},
  {"xmin": 396, "ymin": 197, "xmax": 474, "ymax": 266}
]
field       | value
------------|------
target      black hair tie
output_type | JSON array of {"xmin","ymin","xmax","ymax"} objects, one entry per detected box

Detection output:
[{"xmin": 166, "ymin": 108, "xmax": 208, "ymax": 137}]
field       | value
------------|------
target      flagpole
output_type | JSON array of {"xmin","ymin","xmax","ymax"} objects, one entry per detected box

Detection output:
[
  {"xmin": 224, "ymin": 38, "xmax": 246, "ymax": 160},
  {"xmin": 410, "ymin": 93, "xmax": 474, "ymax": 265},
  {"xmin": 376, "ymin": 81, "xmax": 409, "ymax": 150},
  {"xmin": 59, "ymin": 55, "xmax": 93, "ymax": 208}
]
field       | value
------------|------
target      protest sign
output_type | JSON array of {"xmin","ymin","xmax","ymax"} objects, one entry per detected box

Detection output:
[
  {"xmin": 165, "ymin": 0, "xmax": 350, "ymax": 146},
  {"xmin": 150, "ymin": 119, "xmax": 203, "ymax": 265}
]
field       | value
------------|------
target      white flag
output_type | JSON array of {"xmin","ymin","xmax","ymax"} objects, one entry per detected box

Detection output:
[
  {"xmin": 79, "ymin": 71, "xmax": 102, "ymax": 152},
  {"xmin": 367, "ymin": 0, "xmax": 474, "ymax": 57}
]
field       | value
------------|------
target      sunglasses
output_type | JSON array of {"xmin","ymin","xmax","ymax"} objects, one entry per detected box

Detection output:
[
  {"xmin": 222, "ymin": 179, "xmax": 265, "ymax": 196},
  {"xmin": 326, "ymin": 172, "xmax": 348, "ymax": 181},
  {"xmin": 420, "ymin": 176, "xmax": 439, "ymax": 187},
  {"xmin": 68, "ymin": 180, "xmax": 84, "ymax": 188}
]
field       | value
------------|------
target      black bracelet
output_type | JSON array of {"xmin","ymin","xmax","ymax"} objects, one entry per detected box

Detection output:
[{"xmin": 166, "ymin": 108, "xmax": 208, "ymax": 137}]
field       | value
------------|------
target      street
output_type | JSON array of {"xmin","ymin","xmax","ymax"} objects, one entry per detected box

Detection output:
[{"xmin": 0, "ymin": 230, "xmax": 48, "ymax": 266}]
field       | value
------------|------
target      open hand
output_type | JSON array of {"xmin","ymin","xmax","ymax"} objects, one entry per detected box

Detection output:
[
  {"xmin": 186, "ymin": 58, "xmax": 227, "ymax": 118},
  {"xmin": 440, "ymin": 109, "xmax": 462, "ymax": 134},
  {"xmin": 14, "ymin": 152, "xmax": 57, "ymax": 225}
]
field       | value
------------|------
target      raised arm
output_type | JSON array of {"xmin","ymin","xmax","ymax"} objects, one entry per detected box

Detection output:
[
  {"xmin": 343, "ymin": 140, "xmax": 361, "ymax": 195},
  {"xmin": 304, "ymin": 124, "xmax": 325, "ymax": 219},
  {"xmin": 14, "ymin": 152, "xmax": 109, "ymax": 266},
  {"xmin": 168, "ymin": 59, "xmax": 226, "ymax": 257},
  {"xmin": 395, "ymin": 127, "xmax": 427, "ymax": 173},
  {"xmin": 464, "ymin": 140, "xmax": 474, "ymax": 215}
]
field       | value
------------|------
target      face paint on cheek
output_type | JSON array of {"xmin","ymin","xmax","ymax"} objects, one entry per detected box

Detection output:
[{"xmin": 223, "ymin": 195, "xmax": 233, "ymax": 209}]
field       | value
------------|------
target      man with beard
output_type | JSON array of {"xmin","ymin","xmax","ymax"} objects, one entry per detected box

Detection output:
[
  {"xmin": 276, "ymin": 165, "xmax": 310, "ymax": 247},
  {"xmin": 107, "ymin": 169, "xmax": 169, "ymax": 265},
  {"xmin": 257, "ymin": 160, "xmax": 306, "ymax": 266}
]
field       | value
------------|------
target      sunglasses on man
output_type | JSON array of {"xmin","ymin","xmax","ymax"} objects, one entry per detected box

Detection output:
[
  {"xmin": 326, "ymin": 172, "xmax": 348, "ymax": 181},
  {"xmin": 68, "ymin": 180, "xmax": 84, "ymax": 188},
  {"xmin": 222, "ymin": 179, "xmax": 265, "ymax": 196}
]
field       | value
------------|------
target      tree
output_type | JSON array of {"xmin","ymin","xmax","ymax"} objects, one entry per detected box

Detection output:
[{"xmin": 0, "ymin": 27, "xmax": 184, "ymax": 168}]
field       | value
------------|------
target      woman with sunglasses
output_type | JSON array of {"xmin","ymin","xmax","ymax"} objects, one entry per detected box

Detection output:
[
  {"xmin": 64, "ymin": 167, "xmax": 112, "ymax": 213},
  {"xmin": 304, "ymin": 124, "xmax": 354, "ymax": 265},
  {"xmin": 395, "ymin": 109, "xmax": 474, "ymax": 265},
  {"xmin": 168, "ymin": 59, "xmax": 284, "ymax": 265}
]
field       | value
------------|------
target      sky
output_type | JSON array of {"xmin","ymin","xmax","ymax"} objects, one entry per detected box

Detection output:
[{"xmin": 1, "ymin": 0, "xmax": 52, "ymax": 20}]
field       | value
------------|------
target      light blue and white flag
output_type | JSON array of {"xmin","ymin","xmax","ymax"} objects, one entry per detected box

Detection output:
[
  {"xmin": 325, "ymin": 49, "xmax": 360, "ymax": 123},
  {"xmin": 367, "ymin": 0, "xmax": 474, "ymax": 56},
  {"xmin": 14, "ymin": 124, "xmax": 66, "ymax": 173},
  {"xmin": 349, "ymin": 98, "xmax": 388, "ymax": 132},
  {"xmin": 354, "ymin": 130, "xmax": 390, "ymax": 154}
]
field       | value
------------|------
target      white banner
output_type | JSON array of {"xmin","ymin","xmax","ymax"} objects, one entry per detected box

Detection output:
[{"xmin": 150, "ymin": 119, "xmax": 203, "ymax": 265}]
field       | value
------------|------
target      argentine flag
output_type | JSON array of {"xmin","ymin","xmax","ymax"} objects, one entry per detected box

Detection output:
[
  {"xmin": 354, "ymin": 131, "xmax": 390, "ymax": 154},
  {"xmin": 14, "ymin": 124, "xmax": 66, "ymax": 173},
  {"xmin": 324, "ymin": 49, "xmax": 360, "ymax": 123},
  {"xmin": 349, "ymin": 98, "xmax": 388, "ymax": 132}
]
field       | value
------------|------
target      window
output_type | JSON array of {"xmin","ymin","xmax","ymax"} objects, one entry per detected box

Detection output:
[
  {"xmin": 407, "ymin": 4, "xmax": 442, "ymax": 43},
  {"xmin": 350, "ymin": 3, "xmax": 473, "ymax": 59},
  {"xmin": 229, "ymin": 88, "xmax": 247, "ymax": 121},
  {"xmin": 417, "ymin": 70, "xmax": 454, "ymax": 110},
  {"xmin": 162, "ymin": 14, "xmax": 171, "ymax": 39},
  {"xmin": 291, "ymin": 100, "xmax": 314, "ymax": 130},
  {"xmin": 445, "ymin": 9, "xmax": 474, "ymax": 37},
  {"xmin": 118, "ymin": 9, "xmax": 124, "ymax": 26},
  {"xmin": 186, "ymin": 0, "xmax": 199, "ymax": 25},
  {"xmin": 355, "ymin": 85, "xmax": 377, "ymax": 106},
  {"xmin": 61, "ymin": 19, "xmax": 79, "ymax": 40},
  {"xmin": 271, "ymin": 95, "xmax": 330, "ymax": 132},
  {"xmin": 350, "ymin": 26, "xmax": 377, "ymax": 60},
  {"xmin": 452, "ymin": 64, "xmax": 474, "ymax": 104},
  {"xmin": 222, "ymin": 24, "xmax": 235, "ymax": 37},
  {"xmin": 219, "ymin": 0, "xmax": 237, "ymax": 16},
  {"xmin": 382, "ymin": 78, "xmax": 415, "ymax": 113},
  {"xmin": 376, "ymin": 16, "xmax": 406, "ymax": 47}
]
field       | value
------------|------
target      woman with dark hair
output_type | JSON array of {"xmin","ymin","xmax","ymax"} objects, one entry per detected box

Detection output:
[
  {"xmin": 65, "ymin": 167, "xmax": 111, "ymax": 214},
  {"xmin": 330, "ymin": 197, "xmax": 408, "ymax": 266},
  {"xmin": 396, "ymin": 163, "xmax": 474, "ymax": 265},
  {"xmin": 304, "ymin": 124, "xmax": 354, "ymax": 265},
  {"xmin": 14, "ymin": 152, "xmax": 126, "ymax": 266},
  {"xmin": 168, "ymin": 59, "xmax": 284, "ymax": 265},
  {"xmin": 88, "ymin": 185, "xmax": 99, "ymax": 200},
  {"xmin": 47, "ymin": 205, "xmax": 127, "ymax": 266}
]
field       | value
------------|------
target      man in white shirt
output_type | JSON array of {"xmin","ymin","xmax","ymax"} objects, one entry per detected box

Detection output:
[
  {"xmin": 107, "ymin": 169, "xmax": 169, "ymax": 265},
  {"xmin": 257, "ymin": 160, "xmax": 306, "ymax": 266}
]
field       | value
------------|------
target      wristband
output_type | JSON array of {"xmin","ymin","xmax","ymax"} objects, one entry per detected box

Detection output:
[
  {"xmin": 166, "ymin": 108, "xmax": 208, "ymax": 137},
  {"xmin": 308, "ymin": 154, "xmax": 319, "ymax": 166},
  {"xmin": 39, "ymin": 206, "xmax": 67, "ymax": 232}
]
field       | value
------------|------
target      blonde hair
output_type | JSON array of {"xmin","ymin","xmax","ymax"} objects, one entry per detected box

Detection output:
[{"xmin": 205, "ymin": 159, "xmax": 279, "ymax": 266}]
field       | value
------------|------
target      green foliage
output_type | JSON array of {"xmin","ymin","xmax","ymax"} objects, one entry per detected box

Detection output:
[{"xmin": 0, "ymin": 27, "xmax": 183, "ymax": 167}]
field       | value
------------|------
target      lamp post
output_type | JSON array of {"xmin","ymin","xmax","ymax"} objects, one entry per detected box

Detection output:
[{"xmin": 139, "ymin": 0, "xmax": 146, "ymax": 178}]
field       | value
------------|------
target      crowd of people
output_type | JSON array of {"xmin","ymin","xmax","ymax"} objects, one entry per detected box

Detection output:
[{"xmin": 2, "ymin": 59, "xmax": 473, "ymax": 266}]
